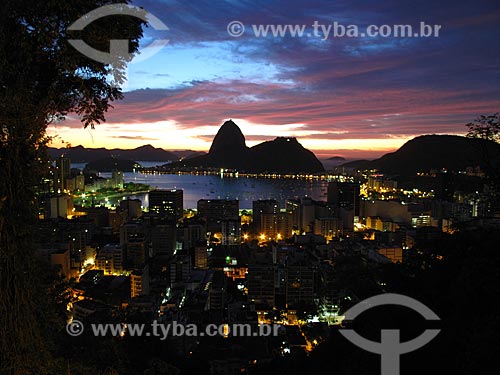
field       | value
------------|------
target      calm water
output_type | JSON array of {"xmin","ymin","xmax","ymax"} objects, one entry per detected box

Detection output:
[
  {"xmin": 125, "ymin": 173, "xmax": 328, "ymax": 209},
  {"xmin": 75, "ymin": 162, "xmax": 329, "ymax": 209}
]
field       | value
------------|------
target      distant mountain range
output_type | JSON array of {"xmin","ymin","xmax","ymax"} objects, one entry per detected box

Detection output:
[
  {"xmin": 175, "ymin": 120, "xmax": 325, "ymax": 173},
  {"xmin": 49, "ymin": 129, "xmax": 499, "ymax": 176},
  {"xmin": 327, "ymin": 156, "xmax": 346, "ymax": 161},
  {"xmin": 342, "ymin": 135, "xmax": 500, "ymax": 175},
  {"xmin": 48, "ymin": 144, "xmax": 205, "ymax": 163},
  {"xmin": 85, "ymin": 157, "xmax": 139, "ymax": 173}
]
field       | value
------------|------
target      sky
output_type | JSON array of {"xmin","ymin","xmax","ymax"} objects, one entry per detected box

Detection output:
[{"xmin": 50, "ymin": 0, "xmax": 500, "ymax": 160}]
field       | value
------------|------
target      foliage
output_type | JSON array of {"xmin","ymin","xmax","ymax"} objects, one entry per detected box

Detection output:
[
  {"xmin": 0, "ymin": 1, "xmax": 144, "ymax": 373},
  {"xmin": 465, "ymin": 113, "xmax": 500, "ymax": 200},
  {"xmin": 466, "ymin": 113, "xmax": 500, "ymax": 142}
]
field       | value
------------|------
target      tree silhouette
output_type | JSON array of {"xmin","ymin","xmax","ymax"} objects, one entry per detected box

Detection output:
[
  {"xmin": 466, "ymin": 113, "xmax": 500, "ymax": 142},
  {"xmin": 466, "ymin": 113, "xmax": 500, "ymax": 176},
  {"xmin": 0, "ymin": 1, "xmax": 144, "ymax": 373}
]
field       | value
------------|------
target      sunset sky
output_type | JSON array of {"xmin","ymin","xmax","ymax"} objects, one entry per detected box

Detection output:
[{"xmin": 50, "ymin": 0, "xmax": 500, "ymax": 160}]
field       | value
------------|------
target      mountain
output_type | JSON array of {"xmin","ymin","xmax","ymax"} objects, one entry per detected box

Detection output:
[
  {"xmin": 174, "ymin": 150, "xmax": 207, "ymax": 160},
  {"xmin": 178, "ymin": 120, "xmax": 324, "ymax": 173},
  {"xmin": 85, "ymin": 157, "xmax": 140, "ymax": 172},
  {"xmin": 248, "ymin": 137, "xmax": 324, "ymax": 173},
  {"xmin": 209, "ymin": 120, "xmax": 248, "ymax": 154},
  {"xmin": 48, "ymin": 145, "xmax": 180, "ymax": 163},
  {"xmin": 327, "ymin": 156, "xmax": 346, "ymax": 161},
  {"xmin": 205, "ymin": 119, "xmax": 249, "ymax": 169},
  {"xmin": 342, "ymin": 135, "xmax": 500, "ymax": 175},
  {"xmin": 115, "ymin": 145, "xmax": 179, "ymax": 161}
]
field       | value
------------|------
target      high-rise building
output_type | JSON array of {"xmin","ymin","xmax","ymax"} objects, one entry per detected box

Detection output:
[
  {"xmin": 151, "ymin": 224, "xmax": 176, "ymax": 257},
  {"xmin": 126, "ymin": 240, "xmax": 146, "ymax": 270},
  {"xmin": 75, "ymin": 174, "xmax": 85, "ymax": 192},
  {"xmin": 197, "ymin": 199, "xmax": 239, "ymax": 232},
  {"xmin": 54, "ymin": 156, "xmax": 70, "ymax": 193},
  {"xmin": 178, "ymin": 219, "xmax": 206, "ymax": 250},
  {"xmin": 149, "ymin": 189, "xmax": 183, "ymax": 221},
  {"xmin": 130, "ymin": 264, "xmax": 150, "ymax": 297},
  {"xmin": 119, "ymin": 198, "xmax": 142, "ymax": 220},
  {"xmin": 169, "ymin": 255, "xmax": 191, "ymax": 284},
  {"xmin": 314, "ymin": 217, "xmax": 343, "ymax": 241},
  {"xmin": 286, "ymin": 260, "xmax": 314, "ymax": 307},
  {"xmin": 50, "ymin": 249, "xmax": 71, "ymax": 280},
  {"xmin": 95, "ymin": 244, "xmax": 123, "ymax": 274},
  {"xmin": 301, "ymin": 197, "xmax": 316, "ymax": 232},
  {"xmin": 261, "ymin": 212, "xmax": 293, "ymax": 240},
  {"xmin": 207, "ymin": 270, "xmax": 226, "ymax": 312},
  {"xmin": 327, "ymin": 182, "xmax": 360, "ymax": 216},
  {"xmin": 120, "ymin": 223, "xmax": 147, "ymax": 269},
  {"xmin": 46, "ymin": 195, "xmax": 74, "ymax": 219},
  {"xmin": 221, "ymin": 220, "xmax": 241, "ymax": 245},
  {"xmin": 252, "ymin": 200, "xmax": 279, "ymax": 233},
  {"xmin": 111, "ymin": 170, "xmax": 124, "ymax": 189},
  {"xmin": 194, "ymin": 244, "xmax": 208, "ymax": 269},
  {"xmin": 247, "ymin": 250, "xmax": 275, "ymax": 308},
  {"xmin": 286, "ymin": 199, "xmax": 301, "ymax": 230}
]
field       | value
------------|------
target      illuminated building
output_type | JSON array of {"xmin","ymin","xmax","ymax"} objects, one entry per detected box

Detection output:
[
  {"xmin": 377, "ymin": 246, "xmax": 403, "ymax": 263},
  {"xmin": 111, "ymin": 170, "xmax": 124, "ymax": 189},
  {"xmin": 95, "ymin": 244, "xmax": 123, "ymax": 274},
  {"xmin": 221, "ymin": 219, "xmax": 241, "ymax": 246},
  {"xmin": 314, "ymin": 217, "xmax": 343, "ymax": 241},
  {"xmin": 286, "ymin": 199, "xmax": 301, "ymax": 229},
  {"xmin": 130, "ymin": 264, "xmax": 150, "ymax": 297},
  {"xmin": 261, "ymin": 212, "xmax": 293, "ymax": 240},
  {"xmin": 194, "ymin": 244, "xmax": 208, "ymax": 269},
  {"xmin": 46, "ymin": 195, "xmax": 74, "ymax": 219},
  {"xmin": 149, "ymin": 189, "xmax": 183, "ymax": 221},
  {"xmin": 54, "ymin": 156, "xmax": 70, "ymax": 193},
  {"xmin": 252, "ymin": 199, "xmax": 279, "ymax": 233}
]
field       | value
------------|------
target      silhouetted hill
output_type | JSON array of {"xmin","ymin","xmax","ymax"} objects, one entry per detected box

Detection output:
[
  {"xmin": 327, "ymin": 156, "xmax": 346, "ymax": 161},
  {"xmin": 342, "ymin": 135, "xmax": 500, "ymax": 175},
  {"xmin": 174, "ymin": 150, "xmax": 206, "ymax": 160},
  {"xmin": 210, "ymin": 120, "xmax": 248, "ymax": 154},
  {"xmin": 179, "ymin": 120, "xmax": 324, "ymax": 173},
  {"xmin": 199, "ymin": 120, "xmax": 249, "ymax": 169},
  {"xmin": 48, "ymin": 145, "xmax": 180, "ymax": 163},
  {"xmin": 249, "ymin": 137, "xmax": 324, "ymax": 173},
  {"xmin": 115, "ymin": 145, "xmax": 178, "ymax": 161},
  {"xmin": 85, "ymin": 157, "xmax": 139, "ymax": 172}
]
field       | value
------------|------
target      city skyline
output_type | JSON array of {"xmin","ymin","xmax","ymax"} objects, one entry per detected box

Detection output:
[
  {"xmin": 49, "ymin": 0, "xmax": 500, "ymax": 159},
  {"xmin": 2, "ymin": 1, "xmax": 500, "ymax": 373}
]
